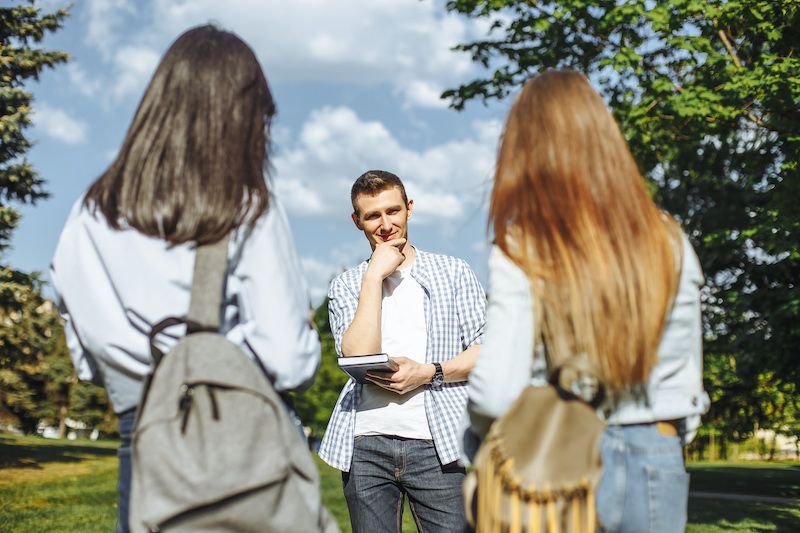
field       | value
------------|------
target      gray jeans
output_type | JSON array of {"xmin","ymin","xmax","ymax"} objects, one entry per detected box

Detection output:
[
  {"xmin": 116, "ymin": 409, "xmax": 136, "ymax": 533},
  {"xmin": 597, "ymin": 424, "xmax": 690, "ymax": 533},
  {"xmin": 343, "ymin": 435, "xmax": 469, "ymax": 533}
]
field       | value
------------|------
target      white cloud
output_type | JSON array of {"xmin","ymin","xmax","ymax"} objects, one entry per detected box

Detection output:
[
  {"xmin": 300, "ymin": 256, "xmax": 340, "ymax": 304},
  {"xmin": 300, "ymin": 238, "xmax": 371, "ymax": 305},
  {"xmin": 401, "ymin": 80, "xmax": 449, "ymax": 109},
  {"xmin": 37, "ymin": 0, "xmax": 72, "ymax": 10},
  {"xmin": 406, "ymin": 187, "xmax": 465, "ymax": 222},
  {"xmin": 80, "ymin": 0, "xmax": 484, "ymax": 107},
  {"xmin": 111, "ymin": 45, "xmax": 161, "ymax": 100},
  {"xmin": 471, "ymin": 239, "xmax": 489, "ymax": 253},
  {"xmin": 274, "ymin": 179, "xmax": 327, "ymax": 216},
  {"xmin": 65, "ymin": 63, "xmax": 102, "ymax": 98},
  {"xmin": 273, "ymin": 106, "xmax": 497, "ymax": 224},
  {"xmin": 33, "ymin": 103, "xmax": 89, "ymax": 145},
  {"xmin": 300, "ymin": 257, "xmax": 338, "ymax": 307},
  {"xmin": 84, "ymin": 0, "xmax": 137, "ymax": 57}
]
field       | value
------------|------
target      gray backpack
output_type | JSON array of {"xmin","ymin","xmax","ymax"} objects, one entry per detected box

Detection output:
[{"xmin": 129, "ymin": 236, "xmax": 337, "ymax": 532}]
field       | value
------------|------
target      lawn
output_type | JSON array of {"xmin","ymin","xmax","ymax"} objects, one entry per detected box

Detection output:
[
  {"xmin": 0, "ymin": 434, "xmax": 118, "ymax": 532},
  {"xmin": 685, "ymin": 462, "xmax": 800, "ymax": 533},
  {"xmin": 1, "ymin": 433, "xmax": 798, "ymax": 532}
]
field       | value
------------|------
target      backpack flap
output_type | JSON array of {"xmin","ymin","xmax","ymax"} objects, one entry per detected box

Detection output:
[{"xmin": 470, "ymin": 353, "xmax": 606, "ymax": 533}]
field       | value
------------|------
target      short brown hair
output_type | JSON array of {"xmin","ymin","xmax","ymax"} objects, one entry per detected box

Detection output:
[
  {"xmin": 84, "ymin": 25, "xmax": 275, "ymax": 245},
  {"xmin": 350, "ymin": 170, "xmax": 408, "ymax": 215}
]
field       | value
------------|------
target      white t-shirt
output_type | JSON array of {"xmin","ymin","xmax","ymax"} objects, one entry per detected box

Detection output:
[{"xmin": 354, "ymin": 265, "xmax": 432, "ymax": 439}]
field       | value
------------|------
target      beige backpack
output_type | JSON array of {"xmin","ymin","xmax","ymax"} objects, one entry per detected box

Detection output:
[{"xmin": 465, "ymin": 356, "xmax": 605, "ymax": 533}]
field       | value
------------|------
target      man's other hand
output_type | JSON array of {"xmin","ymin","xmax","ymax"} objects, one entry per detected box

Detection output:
[
  {"xmin": 365, "ymin": 356, "xmax": 434, "ymax": 395},
  {"xmin": 365, "ymin": 238, "xmax": 406, "ymax": 281}
]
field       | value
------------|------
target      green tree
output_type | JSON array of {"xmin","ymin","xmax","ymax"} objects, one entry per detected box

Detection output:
[
  {"xmin": 445, "ymin": 0, "xmax": 799, "ymax": 440},
  {"xmin": 1, "ymin": 1, "xmax": 68, "ymax": 249},
  {"xmin": 293, "ymin": 298, "xmax": 348, "ymax": 439},
  {"xmin": 0, "ymin": 274, "xmax": 62, "ymax": 432},
  {"xmin": 0, "ymin": 1, "xmax": 69, "ymax": 432},
  {"xmin": 0, "ymin": 271, "xmax": 113, "ymax": 436}
]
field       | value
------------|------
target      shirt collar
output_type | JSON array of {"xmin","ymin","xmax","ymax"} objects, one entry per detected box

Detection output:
[{"xmin": 408, "ymin": 247, "xmax": 432, "ymax": 291}]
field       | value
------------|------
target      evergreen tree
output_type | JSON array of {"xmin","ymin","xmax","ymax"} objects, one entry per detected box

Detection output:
[{"xmin": 0, "ymin": 1, "xmax": 69, "ymax": 432}]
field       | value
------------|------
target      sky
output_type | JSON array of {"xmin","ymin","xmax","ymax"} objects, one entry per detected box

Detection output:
[{"xmin": 12, "ymin": 0, "xmax": 511, "ymax": 303}]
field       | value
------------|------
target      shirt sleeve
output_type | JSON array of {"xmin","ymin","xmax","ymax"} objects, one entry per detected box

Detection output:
[
  {"xmin": 456, "ymin": 259, "xmax": 487, "ymax": 349},
  {"xmin": 327, "ymin": 275, "xmax": 359, "ymax": 357},
  {"xmin": 466, "ymin": 246, "xmax": 536, "ymax": 440},
  {"xmin": 55, "ymin": 297, "xmax": 100, "ymax": 383},
  {"xmin": 650, "ymin": 232, "xmax": 709, "ymax": 441},
  {"xmin": 233, "ymin": 199, "xmax": 321, "ymax": 392}
]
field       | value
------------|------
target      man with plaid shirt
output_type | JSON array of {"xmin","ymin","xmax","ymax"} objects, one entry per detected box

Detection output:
[{"xmin": 319, "ymin": 170, "xmax": 486, "ymax": 533}]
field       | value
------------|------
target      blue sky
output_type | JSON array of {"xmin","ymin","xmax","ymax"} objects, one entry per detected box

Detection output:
[{"xmin": 13, "ymin": 0, "xmax": 509, "ymax": 303}]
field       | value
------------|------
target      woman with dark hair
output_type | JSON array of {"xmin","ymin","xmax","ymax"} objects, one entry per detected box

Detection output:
[
  {"xmin": 465, "ymin": 70, "xmax": 709, "ymax": 532},
  {"xmin": 51, "ymin": 25, "xmax": 320, "ymax": 532}
]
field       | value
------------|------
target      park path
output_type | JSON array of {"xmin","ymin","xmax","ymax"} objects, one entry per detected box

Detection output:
[{"xmin": 690, "ymin": 491, "xmax": 800, "ymax": 506}]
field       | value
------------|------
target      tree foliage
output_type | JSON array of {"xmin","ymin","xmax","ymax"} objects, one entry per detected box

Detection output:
[
  {"xmin": 445, "ymin": 0, "xmax": 799, "ymax": 439},
  {"xmin": 0, "ymin": 272, "xmax": 114, "ymax": 435},
  {"xmin": 0, "ymin": 1, "xmax": 68, "ymax": 250},
  {"xmin": 0, "ymin": 3, "xmax": 113, "ymax": 436},
  {"xmin": 293, "ymin": 298, "xmax": 349, "ymax": 438}
]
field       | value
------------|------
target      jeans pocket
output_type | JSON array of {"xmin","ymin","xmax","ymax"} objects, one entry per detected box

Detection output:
[{"xmin": 645, "ymin": 466, "xmax": 689, "ymax": 533}]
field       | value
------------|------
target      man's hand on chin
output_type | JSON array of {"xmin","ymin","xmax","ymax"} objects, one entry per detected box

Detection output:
[
  {"xmin": 365, "ymin": 356, "xmax": 434, "ymax": 395},
  {"xmin": 365, "ymin": 238, "xmax": 407, "ymax": 281}
]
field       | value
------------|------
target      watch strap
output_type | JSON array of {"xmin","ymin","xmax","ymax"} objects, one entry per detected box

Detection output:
[{"xmin": 431, "ymin": 362, "xmax": 444, "ymax": 387}]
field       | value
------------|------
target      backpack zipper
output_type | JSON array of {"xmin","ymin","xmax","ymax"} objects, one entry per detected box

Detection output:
[{"xmin": 177, "ymin": 383, "xmax": 225, "ymax": 434}]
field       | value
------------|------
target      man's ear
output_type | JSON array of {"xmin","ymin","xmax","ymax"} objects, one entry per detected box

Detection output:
[
  {"xmin": 351, "ymin": 212, "xmax": 363, "ymax": 230},
  {"xmin": 406, "ymin": 199, "xmax": 414, "ymax": 220}
]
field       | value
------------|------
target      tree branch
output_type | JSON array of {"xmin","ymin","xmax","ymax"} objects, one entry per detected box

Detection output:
[
  {"xmin": 716, "ymin": 29, "xmax": 771, "ymax": 129},
  {"xmin": 718, "ymin": 29, "xmax": 743, "ymax": 68}
]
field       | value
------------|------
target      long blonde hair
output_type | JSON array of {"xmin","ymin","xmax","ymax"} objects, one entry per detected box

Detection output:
[{"xmin": 490, "ymin": 70, "xmax": 681, "ymax": 389}]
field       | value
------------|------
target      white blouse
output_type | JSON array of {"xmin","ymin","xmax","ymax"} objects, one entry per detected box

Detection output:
[{"xmin": 51, "ymin": 195, "xmax": 320, "ymax": 413}]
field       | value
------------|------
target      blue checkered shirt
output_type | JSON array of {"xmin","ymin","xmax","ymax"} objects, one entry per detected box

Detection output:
[{"xmin": 318, "ymin": 249, "xmax": 486, "ymax": 471}]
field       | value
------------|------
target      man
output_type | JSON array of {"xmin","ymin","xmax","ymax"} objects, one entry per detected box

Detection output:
[{"xmin": 319, "ymin": 170, "xmax": 486, "ymax": 533}]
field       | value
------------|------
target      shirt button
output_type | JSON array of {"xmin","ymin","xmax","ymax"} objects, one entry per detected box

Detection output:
[{"xmin": 691, "ymin": 396, "xmax": 698, "ymax": 406}]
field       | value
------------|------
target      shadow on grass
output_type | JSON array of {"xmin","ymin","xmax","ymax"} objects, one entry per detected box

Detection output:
[
  {"xmin": 688, "ymin": 497, "xmax": 800, "ymax": 532},
  {"xmin": 688, "ymin": 464, "xmax": 800, "ymax": 499},
  {"xmin": 0, "ymin": 436, "xmax": 117, "ymax": 469}
]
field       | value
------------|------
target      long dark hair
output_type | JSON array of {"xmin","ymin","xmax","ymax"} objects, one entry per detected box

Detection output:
[
  {"xmin": 491, "ymin": 70, "xmax": 681, "ymax": 388},
  {"xmin": 84, "ymin": 25, "xmax": 275, "ymax": 245}
]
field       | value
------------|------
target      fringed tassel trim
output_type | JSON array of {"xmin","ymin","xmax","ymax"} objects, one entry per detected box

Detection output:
[{"xmin": 475, "ymin": 439, "xmax": 598, "ymax": 533}]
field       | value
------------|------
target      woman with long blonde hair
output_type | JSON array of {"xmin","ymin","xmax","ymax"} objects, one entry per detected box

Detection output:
[{"xmin": 465, "ymin": 70, "xmax": 708, "ymax": 532}]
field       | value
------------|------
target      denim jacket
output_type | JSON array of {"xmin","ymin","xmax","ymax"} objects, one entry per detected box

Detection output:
[{"xmin": 465, "ymin": 232, "xmax": 709, "ymax": 457}]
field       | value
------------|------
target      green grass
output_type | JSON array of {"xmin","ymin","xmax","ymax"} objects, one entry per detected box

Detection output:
[
  {"xmin": 687, "ymin": 461, "xmax": 800, "ymax": 499},
  {"xmin": 685, "ymin": 461, "xmax": 800, "ymax": 533},
  {"xmin": 1, "ymin": 433, "xmax": 798, "ymax": 532},
  {"xmin": 0, "ymin": 434, "xmax": 118, "ymax": 532},
  {"xmin": 687, "ymin": 498, "xmax": 800, "ymax": 533}
]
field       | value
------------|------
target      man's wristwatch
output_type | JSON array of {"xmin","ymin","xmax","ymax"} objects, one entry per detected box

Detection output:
[{"xmin": 430, "ymin": 362, "xmax": 444, "ymax": 388}]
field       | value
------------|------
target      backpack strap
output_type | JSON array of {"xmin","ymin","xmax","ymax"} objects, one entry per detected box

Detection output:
[
  {"xmin": 186, "ymin": 235, "xmax": 230, "ymax": 333},
  {"xmin": 148, "ymin": 235, "xmax": 230, "ymax": 363}
]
